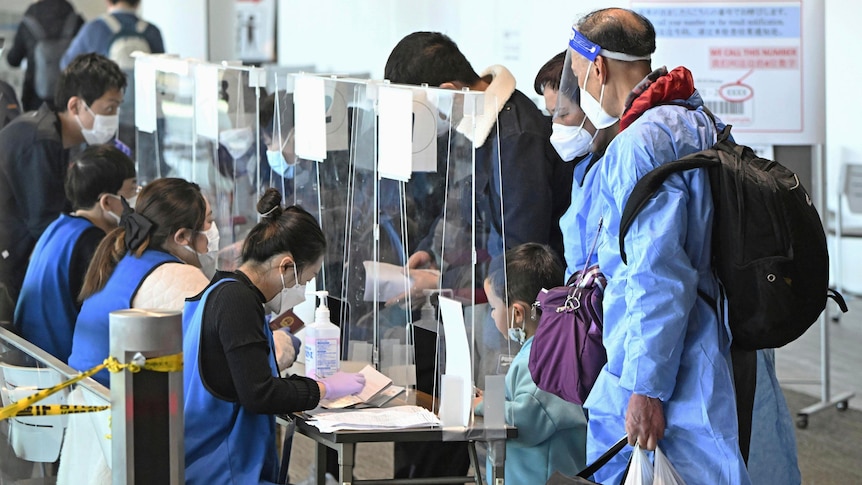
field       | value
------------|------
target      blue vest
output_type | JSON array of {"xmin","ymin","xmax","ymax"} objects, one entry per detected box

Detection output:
[
  {"xmin": 183, "ymin": 278, "xmax": 279, "ymax": 485},
  {"xmin": 68, "ymin": 249, "xmax": 178, "ymax": 386},
  {"xmin": 15, "ymin": 214, "xmax": 93, "ymax": 362}
]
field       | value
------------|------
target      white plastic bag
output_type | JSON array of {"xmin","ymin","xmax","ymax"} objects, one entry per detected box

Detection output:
[
  {"xmin": 623, "ymin": 444, "xmax": 654, "ymax": 485},
  {"xmin": 654, "ymin": 447, "xmax": 687, "ymax": 485}
]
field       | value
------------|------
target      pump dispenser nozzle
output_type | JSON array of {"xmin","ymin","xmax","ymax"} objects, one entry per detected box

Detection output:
[{"xmin": 313, "ymin": 290, "xmax": 330, "ymax": 324}]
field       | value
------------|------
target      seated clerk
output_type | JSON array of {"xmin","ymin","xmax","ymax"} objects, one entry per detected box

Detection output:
[
  {"xmin": 474, "ymin": 243, "xmax": 587, "ymax": 484},
  {"xmin": 68, "ymin": 177, "xmax": 210, "ymax": 386},
  {"xmin": 183, "ymin": 188, "xmax": 365, "ymax": 485},
  {"xmin": 14, "ymin": 144, "xmax": 136, "ymax": 362}
]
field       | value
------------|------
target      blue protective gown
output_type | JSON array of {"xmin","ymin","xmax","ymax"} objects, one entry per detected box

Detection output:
[
  {"xmin": 747, "ymin": 349, "xmax": 801, "ymax": 484},
  {"xmin": 183, "ymin": 279, "xmax": 280, "ymax": 485},
  {"xmin": 68, "ymin": 249, "xmax": 178, "ymax": 386},
  {"xmin": 560, "ymin": 154, "xmax": 603, "ymax": 281},
  {"xmin": 584, "ymin": 96, "xmax": 751, "ymax": 484},
  {"xmin": 475, "ymin": 337, "xmax": 587, "ymax": 484},
  {"xmin": 15, "ymin": 214, "xmax": 93, "ymax": 362}
]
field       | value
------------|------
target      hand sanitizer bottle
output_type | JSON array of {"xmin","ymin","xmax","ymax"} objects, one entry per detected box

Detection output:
[{"xmin": 304, "ymin": 291, "xmax": 340, "ymax": 380}]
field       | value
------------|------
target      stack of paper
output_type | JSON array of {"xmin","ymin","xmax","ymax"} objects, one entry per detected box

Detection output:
[{"xmin": 307, "ymin": 405, "xmax": 441, "ymax": 432}]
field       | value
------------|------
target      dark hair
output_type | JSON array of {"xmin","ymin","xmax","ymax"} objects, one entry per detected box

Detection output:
[
  {"xmin": 384, "ymin": 32, "xmax": 480, "ymax": 87},
  {"xmin": 109, "ymin": 0, "xmax": 141, "ymax": 6},
  {"xmin": 55, "ymin": 53, "xmax": 127, "ymax": 113},
  {"xmin": 259, "ymin": 90, "xmax": 293, "ymax": 139},
  {"xmin": 65, "ymin": 145, "xmax": 136, "ymax": 210},
  {"xmin": 241, "ymin": 188, "xmax": 326, "ymax": 271},
  {"xmin": 80, "ymin": 178, "xmax": 206, "ymax": 300},
  {"xmin": 577, "ymin": 8, "xmax": 656, "ymax": 59},
  {"xmin": 534, "ymin": 51, "xmax": 567, "ymax": 95},
  {"xmin": 487, "ymin": 243, "xmax": 563, "ymax": 308}
]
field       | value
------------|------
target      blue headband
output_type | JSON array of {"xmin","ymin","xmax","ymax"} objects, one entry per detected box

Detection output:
[{"xmin": 568, "ymin": 27, "xmax": 652, "ymax": 63}]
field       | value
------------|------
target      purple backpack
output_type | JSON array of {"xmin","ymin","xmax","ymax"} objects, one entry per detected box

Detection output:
[{"xmin": 528, "ymin": 265, "xmax": 607, "ymax": 405}]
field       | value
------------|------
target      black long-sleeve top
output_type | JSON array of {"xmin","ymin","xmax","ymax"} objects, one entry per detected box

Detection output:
[{"xmin": 195, "ymin": 270, "xmax": 320, "ymax": 414}]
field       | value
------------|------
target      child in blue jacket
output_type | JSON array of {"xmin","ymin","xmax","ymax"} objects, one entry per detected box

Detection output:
[{"xmin": 474, "ymin": 243, "xmax": 587, "ymax": 484}]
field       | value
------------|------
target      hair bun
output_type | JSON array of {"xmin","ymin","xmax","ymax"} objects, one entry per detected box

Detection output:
[{"xmin": 257, "ymin": 188, "xmax": 284, "ymax": 219}]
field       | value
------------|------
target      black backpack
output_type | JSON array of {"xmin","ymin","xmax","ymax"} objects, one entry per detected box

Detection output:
[
  {"xmin": 0, "ymin": 80, "xmax": 21, "ymax": 130},
  {"xmin": 20, "ymin": 11, "xmax": 79, "ymax": 100},
  {"xmin": 619, "ymin": 120, "xmax": 846, "ymax": 351}
]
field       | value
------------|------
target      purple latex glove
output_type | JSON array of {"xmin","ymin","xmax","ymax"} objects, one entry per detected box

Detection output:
[
  {"xmin": 112, "ymin": 138, "xmax": 132, "ymax": 157},
  {"xmin": 320, "ymin": 372, "xmax": 366, "ymax": 400}
]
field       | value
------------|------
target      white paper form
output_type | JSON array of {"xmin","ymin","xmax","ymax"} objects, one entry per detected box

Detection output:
[
  {"xmin": 294, "ymin": 75, "xmax": 327, "ymax": 161},
  {"xmin": 437, "ymin": 296, "xmax": 473, "ymax": 427},
  {"xmin": 194, "ymin": 64, "xmax": 219, "ymax": 140},
  {"xmin": 363, "ymin": 261, "xmax": 413, "ymax": 302},
  {"xmin": 307, "ymin": 405, "xmax": 440, "ymax": 432},
  {"xmin": 134, "ymin": 57, "xmax": 156, "ymax": 133},
  {"xmin": 378, "ymin": 86, "xmax": 413, "ymax": 182},
  {"xmin": 319, "ymin": 365, "xmax": 392, "ymax": 409}
]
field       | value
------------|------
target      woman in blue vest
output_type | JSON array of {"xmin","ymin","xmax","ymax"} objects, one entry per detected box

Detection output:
[
  {"xmin": 14, "ymin": 145, "xmax": 136, "ymax": 362},
  {"xmin": 183, "ymin": 188, "xmax": 365, "ymax": 485},
  {"xmin": 68, "ymin": 177, "xmax": 210, "ymax": 386}
]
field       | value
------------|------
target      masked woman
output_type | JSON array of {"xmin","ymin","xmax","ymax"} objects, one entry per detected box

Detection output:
[
  {"xmin": 183, "ymin": 188, "xmax": 365, "ymax": 485},
  {"xmin": 68, "ymin": 177, "xmax": 210, "ymax": 386}
]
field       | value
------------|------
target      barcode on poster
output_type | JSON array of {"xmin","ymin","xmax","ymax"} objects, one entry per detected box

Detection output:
[{"xmin": 704, "ymin": 100, "xmax": 746, "ymax": 115}]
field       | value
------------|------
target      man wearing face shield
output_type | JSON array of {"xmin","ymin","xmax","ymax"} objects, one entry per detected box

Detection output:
[{"xmin": 566, "ymin": 9, "xmax": 750, "ymax": 484}]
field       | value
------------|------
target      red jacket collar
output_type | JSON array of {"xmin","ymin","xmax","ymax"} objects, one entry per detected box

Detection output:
[{"xmin": 619, "ymin": 66, "xmax": 696, "ymax": 132}]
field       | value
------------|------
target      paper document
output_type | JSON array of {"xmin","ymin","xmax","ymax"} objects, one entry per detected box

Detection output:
[
  {"xmin": 363, "ymin": 261, "xmax": 414, "ymax": 302},
  {"xmin": 319, "ymin": 365, "xmax": 394, "ymax": 409},
  {"xmin": 307, "ymin": 405, "xmax": 441, "ymax": 432}
]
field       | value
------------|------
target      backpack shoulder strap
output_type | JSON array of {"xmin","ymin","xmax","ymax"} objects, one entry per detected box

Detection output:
[
  {"xmin": 20, "ymin": 16, "xmax": 46, "ymax": 40},
  {"xmin": 60, "ymin": 11, "xmax": 79, "ymax": 37},
  {"xmin": 100, "ymin": 13, "xmax": 122, "ymax": 34},
  {"xmin": 619, "ymin": 156, "xmax": 719, "ymax": 264},
  {"xmin": 135, "ymin": 19, "xmax": 149, "ymax": 34}
]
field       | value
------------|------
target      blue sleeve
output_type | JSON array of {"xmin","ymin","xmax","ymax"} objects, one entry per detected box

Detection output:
[
  {"xmin": 603, "ymin": 122, "xmax": 702, "ymax": 400},
  {"xmin": 61, "ymin": 21, "xmax": 104, "ymax": 68}
]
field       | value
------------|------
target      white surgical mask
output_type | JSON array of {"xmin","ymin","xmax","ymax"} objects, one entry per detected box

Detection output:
[
  {"xmin": 104, "ymin": 194, "xmax": 124, "ymax": 225},
  {"xmin": 126, "ymin": 194, "xmax": 137, "ymax": 209},
  {"xmin": 579, "ymin": 64, "xmax": 618, "ymax": 130},
  {"xmin": 76, "ymin": 102, "xmax": 120, "ymax": 145},
  {"xmin": 550, "ymin": 122, "xmax": 593, "ymax": 161},
  {"xmin": 219, "ymin": 127, "xmax": 255, "ymax": 159},
  {"xmin": 264, "ymin": 265, "xmax": 307, "ymax": 316},
  {"xmin": 507, "ymin": 312, "xmax": 526, "ymax": 344},
  {"xmin": 197, "ymin": 222, "xmax": 220, "ymax": 278}
]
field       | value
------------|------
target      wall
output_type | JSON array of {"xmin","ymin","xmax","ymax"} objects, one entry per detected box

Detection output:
[{"xmin": 140, "ymin": 0, "xmax": 208, "ymax": 59}]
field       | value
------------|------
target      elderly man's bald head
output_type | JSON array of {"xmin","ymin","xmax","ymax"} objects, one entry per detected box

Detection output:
[{"xmin": 577, "ymin": 8, "xmax": 656, "ymax": 59}]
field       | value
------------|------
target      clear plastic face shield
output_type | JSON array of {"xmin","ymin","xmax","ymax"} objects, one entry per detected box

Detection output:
[
  {"xmin": 549, "ymin": 49, "xmax": 593, "ymax": 161},
  {"xmin": 567, "ymin": 26, "xmax": 651, "ymax": 130}
]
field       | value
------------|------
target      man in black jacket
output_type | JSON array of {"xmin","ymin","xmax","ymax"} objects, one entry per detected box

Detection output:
[
  {"xmin": 382, "ymin": 31, "xmax": 570, "ymax": 480},
  {"xmin": 0, "ymin": 53, "xmax": 126, "ymax": 311}
]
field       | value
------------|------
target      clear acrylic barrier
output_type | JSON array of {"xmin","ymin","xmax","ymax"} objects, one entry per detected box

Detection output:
[{"xmin": 133, "ymin": 58, "xmax": 514, "ymax": 415}]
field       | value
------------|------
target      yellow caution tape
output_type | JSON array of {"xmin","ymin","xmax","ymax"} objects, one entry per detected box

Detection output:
[
  {"xmin": 0, "ymin": 352, "xmax": 182, "ymax": 421},
  {"xmin": 14, "ymin": 404, "xmax": 110, "ymax": 417}
]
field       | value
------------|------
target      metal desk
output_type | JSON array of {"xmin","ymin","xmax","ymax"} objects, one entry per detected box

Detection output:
[{"xmin": 288, "ymin": 391, "xmax": 516, "ymax": 485}]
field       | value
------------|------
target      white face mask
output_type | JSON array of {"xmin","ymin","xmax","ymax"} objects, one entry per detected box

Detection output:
[
  {"xmin": 219, "ymin": 127, "xmax": 255, "ymax": 159},
  {"xmin": 550, "ymin": 122, "xmax": 593, "ymax": 161},
  {"xmin": 507, "ymin": 312, "xmax": 526, "ymax": 344},
  {"xmin": 76, "ymin": 102, "xmax": 120, "ymax": 145},
  {"xmin": 104, "ymin": 194, "xmax": 124, "ymax": 225},
  {"xmin": 126, "ymin": 194, "xmax": 137, "ymax": 209},
  {"xmin": 579, "ymin": 63, "xmax": 618, "ymax": 130},
  {"xmin": 264, "ymin": 264, "xmax": 307, "ymax": 316},
  {"xmin": 197, "ymin": 222, "xmax": 220, "ymax": 278}
]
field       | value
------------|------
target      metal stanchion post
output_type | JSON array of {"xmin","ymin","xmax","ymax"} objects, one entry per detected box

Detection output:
[{"xmin": 110, "ymin": 309, "xmax": 184, "ymax": 484}]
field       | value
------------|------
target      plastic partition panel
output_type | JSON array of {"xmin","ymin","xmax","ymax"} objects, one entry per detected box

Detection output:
[{"xmin": 287, "ymin": 76, "xmax": 508, "ymax": 409}]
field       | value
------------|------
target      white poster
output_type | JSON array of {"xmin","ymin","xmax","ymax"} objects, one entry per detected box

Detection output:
[
  {"xmin": 378, "ymin": 86, "xmax": 413, "ymax": 182},
  {"xmin": 411, "ymin": 89, "xmax": 439, "ymax": 173},
  {"xmin": 235, "ymin": 0, "xmax": 276, "ymax": 63},
  {"xmin": 633, "ymin": 1, "xmax": 821, "ymax": 145}
]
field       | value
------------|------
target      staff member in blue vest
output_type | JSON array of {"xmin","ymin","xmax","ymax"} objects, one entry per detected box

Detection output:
[
  {"xmin": 14, "ymin": 144, "xmax": 136, "ymax": 362},
  {"xmin": 68, "ymin": 177, "xmax": 209, "ymax": 386},
  {"xmin": 183, "ymin": 188, "xmax": 365, "ymax": 485}
]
